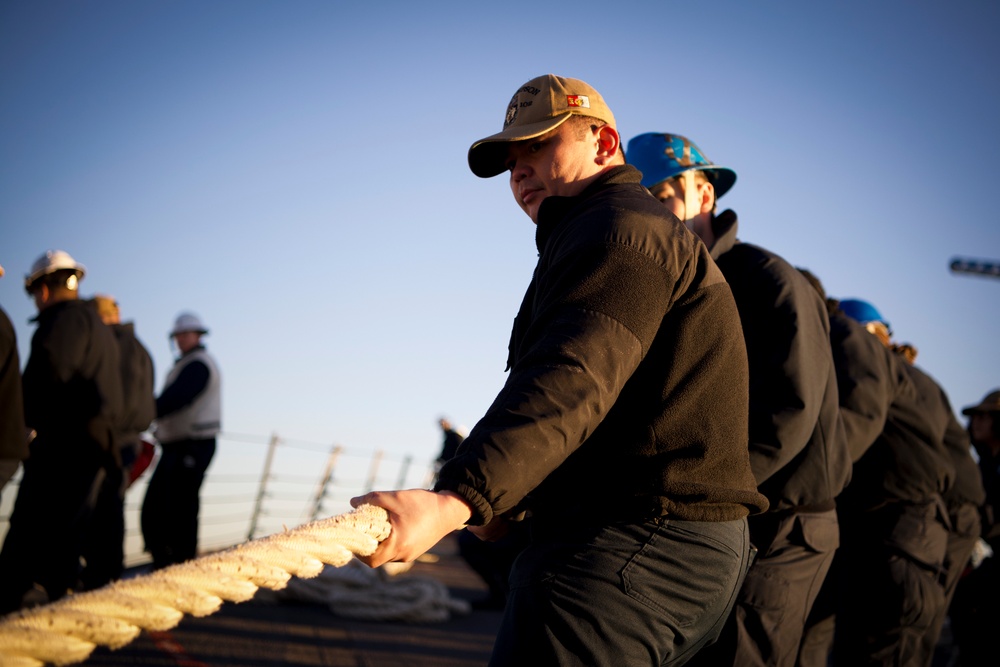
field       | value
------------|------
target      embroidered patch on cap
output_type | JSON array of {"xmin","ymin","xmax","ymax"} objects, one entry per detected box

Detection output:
[
  {"xmin": 504, "ymin": 95, "xmax": 519, "ymax": 128},
  {"xmin": 566, "ymin": 95, "xmax": 590, "ymax": 108}
]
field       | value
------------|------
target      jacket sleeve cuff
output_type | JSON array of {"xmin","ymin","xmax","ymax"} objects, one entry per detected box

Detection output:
[{"xmin": 433, "ymin": 480, "xmax": 493, "ymax": 526}]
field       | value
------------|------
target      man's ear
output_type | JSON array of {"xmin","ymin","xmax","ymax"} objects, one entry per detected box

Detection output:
[
  {"xmin": 33, "ymin": 284, "xmax": 50, "ymax": 308},
  {"xmin": 595, "ymin": 125, "xmax": 621, "ymax": 164},
  {"xmin": 698, "ymin": 180, "xmax": 716, "ymax": 215}
]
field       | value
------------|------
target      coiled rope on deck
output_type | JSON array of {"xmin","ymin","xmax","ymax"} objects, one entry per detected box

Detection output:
[
  {"xmin": 259, "ymin": 557, "xmax": 471, "ymax": 623},
  {"xmin": 0, "ymin": 504, "xmax": 391, "ymax": 667}
]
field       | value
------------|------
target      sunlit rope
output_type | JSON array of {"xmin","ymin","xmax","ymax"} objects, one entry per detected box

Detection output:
[{"xmin": 0, "ymin": 504, "xmax": 392, "ymax": 667}]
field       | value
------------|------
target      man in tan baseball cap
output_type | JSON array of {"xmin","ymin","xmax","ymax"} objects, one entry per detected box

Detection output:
[
  {"xmin": 469, "ymin": 74, "xmax": 626, "ymax": 226},
  {"xmin": 468, "ymin": 74, "xmax": 617, "ymax": 178},
  {"xmin": 353, "ymin": 73, "xmax": 765, "ymax": 665}
]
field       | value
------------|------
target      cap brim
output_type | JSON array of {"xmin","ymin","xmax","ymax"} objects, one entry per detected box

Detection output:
[{"xmin": 468, "ymin": 114, "xmax": 573, "ymax": 178}]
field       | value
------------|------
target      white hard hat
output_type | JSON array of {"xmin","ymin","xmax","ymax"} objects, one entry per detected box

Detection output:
[
  {"xmin": 171, "ymin": 312, "xmax": 209, "ymax": 337},
  {"xmin": 25, "ymin": 249, "xmax": 86, "ymax": 291}
]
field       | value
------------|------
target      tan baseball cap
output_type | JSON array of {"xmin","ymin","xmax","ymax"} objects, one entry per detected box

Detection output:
[{"xmin": 468, "ymin": 74, "xmax": 616, "ymax": 178}]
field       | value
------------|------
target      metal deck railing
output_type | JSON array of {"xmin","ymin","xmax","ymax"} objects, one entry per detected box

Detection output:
[{"xmin": 0, "ymin": 431, "xmax": 437, "ymax": 567}]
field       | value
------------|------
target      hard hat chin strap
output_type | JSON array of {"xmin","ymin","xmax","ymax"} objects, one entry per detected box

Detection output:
[{"xmin": 682, "ymin": 170, "xmax": 700, "ymax": 226}]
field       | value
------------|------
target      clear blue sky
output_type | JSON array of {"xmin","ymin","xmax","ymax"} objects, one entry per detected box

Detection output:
[{"xmin": 2, "ymin": 0, "xmax": 998, "ymax": 472}]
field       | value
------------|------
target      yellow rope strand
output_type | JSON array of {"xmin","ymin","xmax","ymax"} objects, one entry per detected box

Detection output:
[{"xmin": 0, "ymin": 504, "xmax": 391, "ymax": 666}]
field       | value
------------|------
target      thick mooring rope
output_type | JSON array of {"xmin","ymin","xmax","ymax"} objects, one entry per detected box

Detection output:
[{"xmin": 0, "ymin": 504, "xmax": 392, "ymax": 667}]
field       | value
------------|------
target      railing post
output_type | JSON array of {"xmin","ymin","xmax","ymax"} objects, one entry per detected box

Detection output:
[
  {"xmin": 247, "ymin": 433, "xmax": 280, "ymax": 540},
  {"xmin": 394, "ymin": 455, "xmax": 412, "ymax": 489},
  {"xmin": 422, "ymin": 460, "xmax": 439, "ymax": 489},
  {"xmin": 309, "ymin": 444, "xmax": 343, "ymax": 521},
  {"xmin": 362, "ymin": 449, "xmax": 384, "ymax": 494}
]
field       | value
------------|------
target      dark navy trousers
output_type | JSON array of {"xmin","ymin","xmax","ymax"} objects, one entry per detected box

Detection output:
[{"xmin": 489, "ymin": 515, "xmax": 753, "ymax": 667}]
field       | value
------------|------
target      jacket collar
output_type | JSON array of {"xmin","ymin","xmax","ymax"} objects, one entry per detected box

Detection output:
[
  {"xmin": 708, "ymin": 208, "xmax": 740, "ymax": 260},
  {"xmin": 535, "ymin": 165, "xmax": 641, "ymax": 253},
  {"xmin": 31, "ymin": 297, "xmax": 81, "ymax": 324},
  {"xmin": 178, "ymin": 344, "xmax": 206, "ymax": 360}
]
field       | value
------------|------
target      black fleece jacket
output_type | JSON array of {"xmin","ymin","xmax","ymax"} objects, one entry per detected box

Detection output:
[
  {"xmin": 708, "ymin": 211, "xmax": 851, "ymax": 512},
  {"xmin": 941, "ymin": 393, "xmax": 986, "ymax": 512},
  {"xmin": 842, "ymin": 361, "xmax": 958, "ymax": 512},
  {"xmin": 828, "ymin": 307, "xmax": 913, "ymax": 463},
  {"xmin": 435, "ymin": 166, "xmax": 767, "ymax": 526},
  {"xmin": 22, "ymin": 299, "xmax": 123, "ymax": 455}
]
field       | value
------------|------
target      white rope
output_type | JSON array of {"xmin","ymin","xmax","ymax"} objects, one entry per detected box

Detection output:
[{"xmin": 0, "ymin": 504, "xmax": 391, "ymax": 667}]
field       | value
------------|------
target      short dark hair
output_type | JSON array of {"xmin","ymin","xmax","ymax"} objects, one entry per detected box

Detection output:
[
  {"xmin": 797, "ymin": 267, "xmax": 825, "ymax": 299},
  {"xmin": 566, "ymin": 115, "xmax": 622, "ymax": 159},
  {"xmin": 566, "ymin": 114, "xmax": 605, "ymax": 134}
]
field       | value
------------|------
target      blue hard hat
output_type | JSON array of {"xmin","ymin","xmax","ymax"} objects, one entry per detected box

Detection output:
[
  {"xmin": 625, "ymin": 133, "xmax": 737, "ymax": 197},
  {"xmin": 838, "ymin": 298, "xmax": 890, "ymax": 330}
]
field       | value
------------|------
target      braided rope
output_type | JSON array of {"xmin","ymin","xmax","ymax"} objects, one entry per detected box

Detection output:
[{"xmin": 0, "ymin": 504, "xmax": 391, "ymax": 667}]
